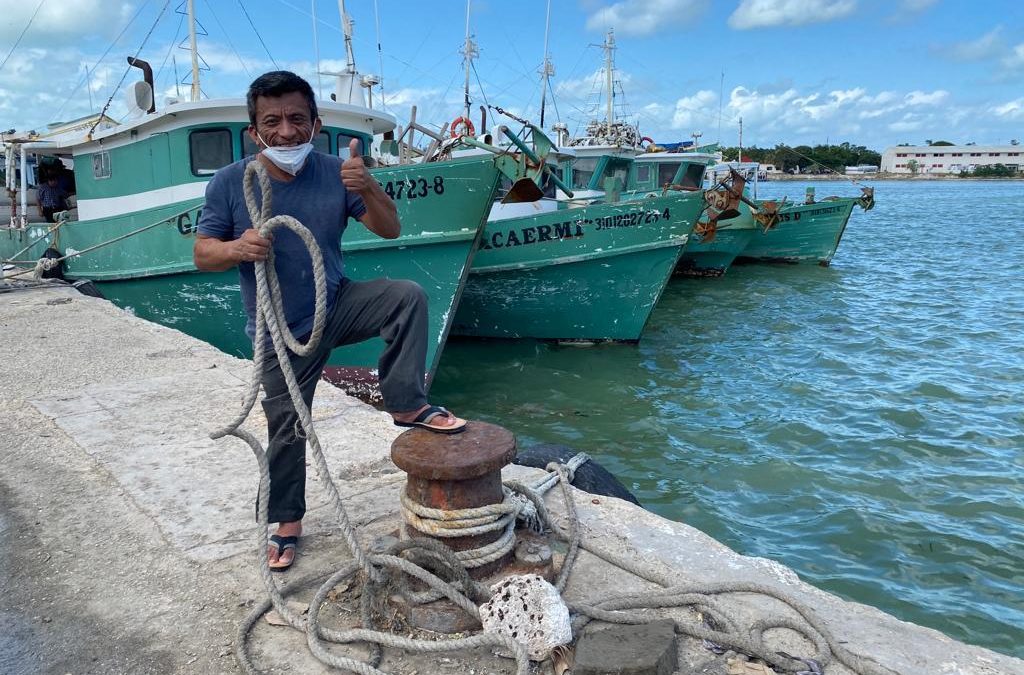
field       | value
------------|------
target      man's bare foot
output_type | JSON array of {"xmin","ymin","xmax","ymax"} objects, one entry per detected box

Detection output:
[
  {"xmin": 269, "ymin": 520, "xmax": 302, "ymax": 570},
  {"xmin": 392, "ymin": 404, "xmax": 467, "ymax": 433}
]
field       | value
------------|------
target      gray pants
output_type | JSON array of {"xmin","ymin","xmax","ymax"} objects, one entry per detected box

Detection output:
[{"xmin": 260, "ymin": 277, "xmax": 428, "ymax": 523}]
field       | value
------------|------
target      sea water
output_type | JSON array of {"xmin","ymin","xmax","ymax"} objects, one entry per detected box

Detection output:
[{"xmin": 432, "ymin": 179, "xmax": 1024, "ymax": 657}]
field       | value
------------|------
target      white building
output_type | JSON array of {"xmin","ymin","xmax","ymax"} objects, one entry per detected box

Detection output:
[{"xmin": 880, "ymin": 144, "xmax": 1022, "ymax": 174}]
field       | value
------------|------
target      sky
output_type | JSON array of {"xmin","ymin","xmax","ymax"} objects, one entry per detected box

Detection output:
[{"xmin": 0, "ymin": 0, "xmax": 1021, "ymax": 151}]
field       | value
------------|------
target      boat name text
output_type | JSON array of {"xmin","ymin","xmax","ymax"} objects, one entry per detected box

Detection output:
[
  {"xmin": 168, "ymin": 206, "xmax": 204, "ymax": 236},
  {"xmin": 779, "ymin": 205, "xmax": 844, "ymax": 222},
  {"xmin": 481, "ymin": 208, "xmax": 672, "ymax": 250}
]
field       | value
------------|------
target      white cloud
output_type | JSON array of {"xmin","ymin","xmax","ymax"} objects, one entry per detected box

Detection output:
[
  {"xmin": 728, "ymin": 0, "xmax": 857, "ymax": 30},
  {"xmin": 948, "ymin": 26, "xmax": 1004, "ymax": 61},
  {"xmin": 993, "ymin": 98, "xmax": 1024, "ymax": 120},
  {"xmin": 669, "ymin": 89, "xmax": 719, "ymax": 129},
  {"xmin": 0, "ymin": 1, "xmax": 135, "ymax": 44},
  {"xmin": 904, "ymin": 90, "xmax": 948, "ymax": 106},
  {"xmin": 554, "ymin": 70, "xmax": 602, "ymax": 102},
  {"xmin": 1003, "ymin": 43, "xmax": 1024, "ymax": 72},
  {"xmin": 585, "ymin": 0, "xmax": 709, "ymax": 36}
]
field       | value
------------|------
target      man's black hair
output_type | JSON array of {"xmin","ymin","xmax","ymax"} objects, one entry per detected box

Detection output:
[{"xmin": 246, "ymin": 71, "xmax": 318, "ymax": 126}]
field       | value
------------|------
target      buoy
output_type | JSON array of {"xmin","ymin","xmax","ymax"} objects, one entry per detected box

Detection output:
[{"xmin": 450, "ymin": 116, "xmax": 476, "ymax": 138}]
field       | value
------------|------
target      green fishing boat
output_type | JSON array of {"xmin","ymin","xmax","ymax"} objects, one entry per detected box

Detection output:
[
  {"xmin": 702, "ymin": 163, "xmax": 875, "ymax": 267},
  {"xmin": 736, "ymin": 194, "xmax": 870, "ymax": 266},
  {"xmin": 450, "ymin": 127, "xmax": 707, "ymax": 342},
  {"xmin": 1, "ymin": 73, "xmax": 501, "ymax": 393},
  {"xmin": 622, "ymin": 151, "xmax": 759, "ymax": 277}
]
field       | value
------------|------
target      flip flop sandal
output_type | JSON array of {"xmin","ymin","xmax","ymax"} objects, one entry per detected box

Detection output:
[
  {"xmin": 393, "ymin": 405, "xmax": 467, "ymax": 434},
  {"xmin": 268, "ymin": 534, "xmax": 298, "ymax": 572}
]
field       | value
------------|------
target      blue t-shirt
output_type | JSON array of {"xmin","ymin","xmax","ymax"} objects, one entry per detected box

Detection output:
[{"xmin": 197, "ymin": 152, "xmax": 366, "ymax": 340}]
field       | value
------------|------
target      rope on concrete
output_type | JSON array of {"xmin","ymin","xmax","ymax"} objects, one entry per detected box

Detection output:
[{"xmin": 211, "ymin": 159, "xmax": 530, "ymax": 675}]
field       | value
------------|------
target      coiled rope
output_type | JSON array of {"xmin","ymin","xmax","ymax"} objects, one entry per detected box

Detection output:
[
  {"xmin": 210, "ymin": 159, "xmax": 530, "ymax": 675},
  {"xmin": 211, "ymin": 159, "xmax": 897, "ymax": 675}
]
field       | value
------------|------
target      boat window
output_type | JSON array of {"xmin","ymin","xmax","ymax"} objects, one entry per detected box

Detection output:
[
  {"xmin": 241, "ymin": 130, "xmax": 258, "ymax": 158},
  {"xmin": 678, "ymin": 163, "xmax": 705, "ymax": 189},
  {"xmin": 657, "ymin": 163, "xmax": 677, "ymax": 186},
  {"xmin": 602, "ymin": 158, "xmax": 630, "ymax": 187},
  {"xmin": 189, "ymin": 128, "xmax": 233, "ymax": 176},
  {"xmin": 635, "ymin": 164, "xmax": 651, "ymax": 184},
  {"xmin": 338, "ymin": 133, "xmax": 364, "ymax": 159},
  {"xmin": 92, "ymin": 151, "xmax": 111, "ymax": 180},
  {"xmin": 571, "ymin": 157, "xmax": 598, "ymax": 189}
]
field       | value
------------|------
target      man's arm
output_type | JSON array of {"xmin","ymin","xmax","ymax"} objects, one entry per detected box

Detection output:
[
  {"xmin": 194, "ymin": 230, "xmax": 271, "ymax": 271},
  {"xmin": 341, "ymin": 139, "xmax": 400, "ymax": 239}
]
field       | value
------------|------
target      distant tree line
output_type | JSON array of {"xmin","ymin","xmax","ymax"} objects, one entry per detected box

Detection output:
[
  {"xmin": 965, "ymin": 164, "xmax": 1019, "ymax": 178},
  {"xmin": 720, "ymin": 143, "xmax": 882, "ymax": 173}
]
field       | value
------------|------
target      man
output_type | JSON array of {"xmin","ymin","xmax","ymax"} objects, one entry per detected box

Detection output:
[
  {"xmin": 37, "ymin": 176, "xmax": 67, "ymax": 223},
  {"xmin": 194, "ymin": 71, "xmax": 465, "ymax": 571}
]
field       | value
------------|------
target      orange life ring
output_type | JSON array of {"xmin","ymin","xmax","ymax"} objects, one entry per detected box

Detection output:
[
  {"xmin": 450, "ymin": 116, "xmax": 476, "ymax": 138},
  {"xmin": 640, "ymin": 136, "xmax": 654, "ymax": 146}
]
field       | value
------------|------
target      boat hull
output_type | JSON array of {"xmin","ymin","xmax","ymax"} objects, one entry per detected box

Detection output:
[
  {"xmin": 736, "ymin": 198, "xmax": 857, "ymax": 265},
  {"xmin": 453, "ymin": 193, "xmax": 702, "ymax": 341},
  {"xmin": 676, "ymin": 225, "xmax": 757, "ymax": 277},
  {"xmin": 7, "ymin": 157, "xmax": 500, "ymax": 394}
]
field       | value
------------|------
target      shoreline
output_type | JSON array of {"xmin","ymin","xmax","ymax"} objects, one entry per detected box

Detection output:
[{"xmin": 764, "ymin": 172, "xmax": 1024, "ymax": 181}]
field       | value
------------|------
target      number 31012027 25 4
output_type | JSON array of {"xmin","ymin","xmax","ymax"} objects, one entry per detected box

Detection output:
[{"xmin": 379, "ymin": 176, "xmax": 445, "ymax": 200}]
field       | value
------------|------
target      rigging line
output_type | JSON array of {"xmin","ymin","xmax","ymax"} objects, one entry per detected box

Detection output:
[
  {"xmin": 49, "ymin": 0, "xmax": 154, "ymax": 123},
  {"xmin": 89, "ymin": 0, "xmax": 172, "ymax": 137},
  {"xmin": 237, "ymin": 0, "xmax": 278, "ymax": 69},
  {"xmin": 616, "ymin": 48, "xmax": 739, "ymax": 127},
  {"xmin": 0, "ymin": 0, "xmax": 46, "ymax": 75},
  {"xmin": 202, "ymin": 0, "xmax": 252, "ymax": 78},
  {"xmin": 470, "ymin": 60, "xmax": 493, "ymax": 129},
  {"xmin": 547, "ymin": 76, "xmax": 562, "ymax": 127},
  {"xmin": 153, "ymin": 12, "xmax": 187, "ymax": 91}
]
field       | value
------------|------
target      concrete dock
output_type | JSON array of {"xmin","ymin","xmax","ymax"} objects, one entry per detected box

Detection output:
[{"xmin": 1, "ymin": 282, "xmax": 1021, "ymax": 675}]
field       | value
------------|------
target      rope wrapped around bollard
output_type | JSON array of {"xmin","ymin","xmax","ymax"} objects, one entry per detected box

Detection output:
[{"xmin": 209, "ymin": 160, "xmax": 530, "ymax": 675}]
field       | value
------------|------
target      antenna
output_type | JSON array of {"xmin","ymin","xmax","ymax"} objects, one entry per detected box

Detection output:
[
  {"xmin": 717, "ymin": 70, "xmax": 724, "ymax": 144},
  {"xmin": 312, "ymin": 0, "xmax": 323, "ymax": 100},
  {"xmin": 604, "ymin": 29, "xmax": 615, "ymax": 137},
  {"xmin": 461, "ymin": 0, "xmax": 478, "ymax": 121},
  {"xmin": 187, "ymin": 0, "xmax": 200, "ymax": 101},
  {"xmin": 538, "ymin": 0, "xmax": 553, "ymax": 129}
]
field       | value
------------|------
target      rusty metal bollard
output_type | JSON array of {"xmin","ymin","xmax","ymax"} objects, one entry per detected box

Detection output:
[{"xmin": 391, "ymin": 421, "xmax": 517, "ymax": 579}]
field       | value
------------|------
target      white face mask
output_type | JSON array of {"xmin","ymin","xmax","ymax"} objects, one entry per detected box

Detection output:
[{"xmin": 256, "ymin": 128, "xmax": 315, "ymax": 175}]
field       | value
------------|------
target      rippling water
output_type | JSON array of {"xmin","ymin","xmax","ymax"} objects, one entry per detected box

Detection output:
[{"xmin": 432, "ymin": 180, "xmax": 1024, "ymax": 657}]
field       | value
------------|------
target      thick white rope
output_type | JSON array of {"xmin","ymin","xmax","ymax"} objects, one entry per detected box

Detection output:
[{"xmin": 211, "ymin": 159, "xmax": 529, "ymax": 675}]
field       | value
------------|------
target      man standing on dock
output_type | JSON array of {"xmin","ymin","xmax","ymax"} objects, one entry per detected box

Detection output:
[{"xmin": 193, "ymin": 71, "xmax": 465, "ymax": 571}]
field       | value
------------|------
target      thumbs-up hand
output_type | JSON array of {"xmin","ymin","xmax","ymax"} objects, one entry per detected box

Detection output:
[{"xmin": 341, "ymin": 138, "xmax": 371, "ymax": 194}]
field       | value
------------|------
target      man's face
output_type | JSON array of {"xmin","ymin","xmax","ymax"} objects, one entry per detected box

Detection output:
[{"xmin": 248, "ymin": 91, "xmax": 321, "ymax": 149}]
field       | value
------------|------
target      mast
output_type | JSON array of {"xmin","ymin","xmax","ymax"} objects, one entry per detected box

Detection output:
[
  {"xmin": 333, "ymin": 0, "xmax": 363, "ymax": 106},
  {"xmin": 738, "ymin": 116, "xmax": 743, "ymax": 163},
  {"xmin": 339, "ymin": 0, "xmax": 357, "ymax": 75},
  {"xmin": 312, "ymin": 0, "xmax": 323, "ymax": 99},
  {"xmin": 604, "ymin": 29, "xmax": 615, "ymax": 137},
  {"xmin": 461, "ymin": 0, "xmax": 478, "ymax": 121},
  {"xmin": 538, "ymin": 0, "xmax": 553, "ymax": 128},
  {"xmin": 187, "ymin": 0, "xmax": 200, "ymax": 101}
]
